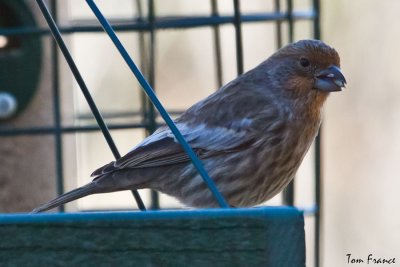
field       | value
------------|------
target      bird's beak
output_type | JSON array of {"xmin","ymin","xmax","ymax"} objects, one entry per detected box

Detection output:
[{"xmin": 314, "ymin": 65, "xmax": 346, "ymax": 92}]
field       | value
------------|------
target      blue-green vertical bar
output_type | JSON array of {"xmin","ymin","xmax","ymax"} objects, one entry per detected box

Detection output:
[
  {"xmin": 313, "ymin": 0, "xmax": 322, "ymax": 266},
  {"xmin": 274, "ymin": 0, "xmax": 283, "ymax": 49},
  {"xmin": 135, "ymin": 0, "xmax": 152, "ymax": 209},
  {"xmin": 50, "ymin": 0, "xmax": 64, "ymax": 212},
  {"xmin": 136, "ymin": 0, "xmax": 149, "ymax": 126},
  {"xmin": 211, "ymin": 0, "xmax": 223, "ymax": 88},
  {"xmin": 286, "ymin": 0, "xmax": 294, "ymax": 42},
  {"xmin": 282, "ymin": 0, "xmax": 295, "ymax": 207},
  {"xmin": 233, "ymin": 0, "xmax": 244, "ymax": 75},
  {"xmin": 146, "ymin": 0, "xmax": 157, "ymax": 137},
  {"xmin": 147, "ymin": 0, "xmax": 159, "ymax": 210}
]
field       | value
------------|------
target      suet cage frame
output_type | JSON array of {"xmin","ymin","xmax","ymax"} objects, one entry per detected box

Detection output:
[{"xmin": 0, "ymin": 0, "xmax": 322, "ymax": 266}]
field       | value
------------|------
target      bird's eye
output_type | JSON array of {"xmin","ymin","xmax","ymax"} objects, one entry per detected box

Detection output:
[{"xmin": 300, "ymin": 57, "xmax": 310, "ymax": 68}]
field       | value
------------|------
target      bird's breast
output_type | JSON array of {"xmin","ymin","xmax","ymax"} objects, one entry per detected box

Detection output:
[{"xmin": 248, "ymin": 113, "xmax": 322, "ymax": 204}]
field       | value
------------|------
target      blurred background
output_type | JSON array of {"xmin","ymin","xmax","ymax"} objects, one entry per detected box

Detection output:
[{"xmin": 0, "ymin": 0, "xmax": 399, "ymax": 266}]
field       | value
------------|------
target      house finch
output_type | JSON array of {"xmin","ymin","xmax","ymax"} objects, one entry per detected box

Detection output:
[{"xmin": 33, "ymin": 39, "xmax": 346, "ymax": 213}]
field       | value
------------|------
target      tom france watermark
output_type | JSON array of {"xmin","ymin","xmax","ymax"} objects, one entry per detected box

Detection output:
[{"xmin": 347, "ymin": 254, "xmax": 396, "ymax": 264}]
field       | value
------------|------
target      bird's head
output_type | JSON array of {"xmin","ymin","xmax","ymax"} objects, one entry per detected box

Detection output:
[{"xmin": 267, "ymin": 39, "xmax": 346, "ymax": 99}]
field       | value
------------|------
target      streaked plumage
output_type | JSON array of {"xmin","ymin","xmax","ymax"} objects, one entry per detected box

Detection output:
[{"xmin": 33, "ymin": 39, "xmax": 346, "ymax": 212}]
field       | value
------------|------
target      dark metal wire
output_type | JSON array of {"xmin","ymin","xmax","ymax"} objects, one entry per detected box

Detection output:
[
  {"xmin": 35, "ymin": 0, "xmax": 146, "ymax": 211},
  {"xmin": 211, "ymin": 0, "xmax": 223, "ymax": 88},
  {"xmin": 313, "ymin": 1, "xmax": 322, "ymax": 266},
  {"xmin": 147, "ymin": 0, "xmax": 160, "ymax": 210},
  {"xmin": 0, "ymin": 123, "xmax": 150, "ymax": 136},
  {"xmin": 76, "ymin": 110, "xmax": 183, "ymax": 120},
  {"xmin": 136, "ymin": 0, "xmax": 149, "ymax": 126},
  {"xmin": 50, "ymin": 0, "xmax": 64, "ymax": 212},
  {"xmin": 233, "ymin": 0, "xmax": 244, "ymax": 75},
  {"xmin": 315, "ymin": 123, "xmax": 322, "ymax": 267},
  {"xmin": 282, "ymin": 0, "xmax": 295, "ymax": 207},
  {"xmin": 0, "ymin": 12, "xmax": 316, "ymax": 37},
  {"xmin": 145, "ymin": 0, "xmax": 157, "ymax": 138},
  {"xmin": 86, "ymin": 0, "xmax": 229, "ymax": 208},
  {"xmin": 274, "ymin": 0, "xmax": 283, "ymax": 49},
  {"xmin": 135, "ymin": 0, "xmax": 160, "ymax": 210},
  {"xmin": 286, "ymin": 0, "xmax": 294, "ymax": 42}
]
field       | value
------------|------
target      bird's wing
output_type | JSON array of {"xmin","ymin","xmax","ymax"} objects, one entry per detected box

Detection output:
[
  {"xmin": 91, "ymin": 120, "xmax": 255, "ymax": 176},
  {"xmin": 91, "ymin": 72, "xmax": 282, "ymax": 177}
]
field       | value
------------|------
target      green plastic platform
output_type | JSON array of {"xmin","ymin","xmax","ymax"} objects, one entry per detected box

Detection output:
[{"xmin": 0, "ymin": 207, "xmax": 305, "ymax": 267}]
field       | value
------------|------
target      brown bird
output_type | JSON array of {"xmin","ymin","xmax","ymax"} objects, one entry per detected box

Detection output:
[{"xmin": 33, "ymin": 39, "xmax": 346, "ymax": 213}]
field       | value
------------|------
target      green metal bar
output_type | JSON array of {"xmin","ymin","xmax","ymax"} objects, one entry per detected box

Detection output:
[
  {"xmin": 136, "ymin": 0, "xmax": 149, "ymax": 131},
  {"xmin": 211, "ymin": 0, "xmax": 223, "ymax": 88},
  {"xmin": 282, "ymin": 0, "xmax": 295, "ymax": 207},
  {"xmin": 135, "ymin": 0, "xmax": 151, "ymax": 209},
  {"xmin": 0, "ymin": 12, "xmax": 316, "ymax": 36},
  {"xmin": 313, "ymin": 0, "xmax": 322, "ymax": 266},
  {"xmin": 0, "ymin": 123, "xmax": 150, "ymax": 136},
  {"xmin": 136, "ymin": 0, "xmax": 159, "ymax": 210},
  {"xmin": 274, "ymin": 0, "xmax": 283, "ymax": 49},
  {"xmin": 50, "ymin": 0, "xmax": 64, "ymax": 212},
  {"xmin": 147, "ymin": 0, "xmax": 160, "ymax": 210},
  {"xmin": 76, "ymin": 109, "xmax": 183, "ymax": 120},
  {"xmin": 233, "ymin": 0, "xmax": 244, "ymax": 75},
  {"xmin": 286, "ymin": 0, "xmax": 294, "ymax": 42}
]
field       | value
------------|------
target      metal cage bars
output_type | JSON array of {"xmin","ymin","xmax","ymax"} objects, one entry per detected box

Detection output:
[
  {"xmin": 313, "ymin": 1, "xmax": 322, "ymax": 266},
  {"xmin": 139, "ymin": 0, "xmax": 160, "ymax": 210},
  {"xmin": 282, "ymin": 0, "xmax": 295, "ymax": 207},
  {"xmin": 85, "ymin": 0, "xmax": 229, "ymax": 208},
  {"xmin": 36, "ymin": 0, "xmax": 232, "ymax": 209},
  {"xmin": 35, "ymin": 0, "xmax": 147, "ymax": 211},
  {"xmin": 0, "ymin": 12, "xmax": 316, "ymax": 36},
  {"xmin": 0, "ymin": 1, "xmax": 322, "ymax": 265},
  {"xmin": 49, "ymin": 0, "xmax": 64, "ymax": 212}
]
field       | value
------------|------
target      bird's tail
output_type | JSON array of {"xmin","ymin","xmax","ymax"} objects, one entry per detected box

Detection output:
[{"xmin": 32, "ymin": 182, "xmax": 99, "ymax": 213}]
